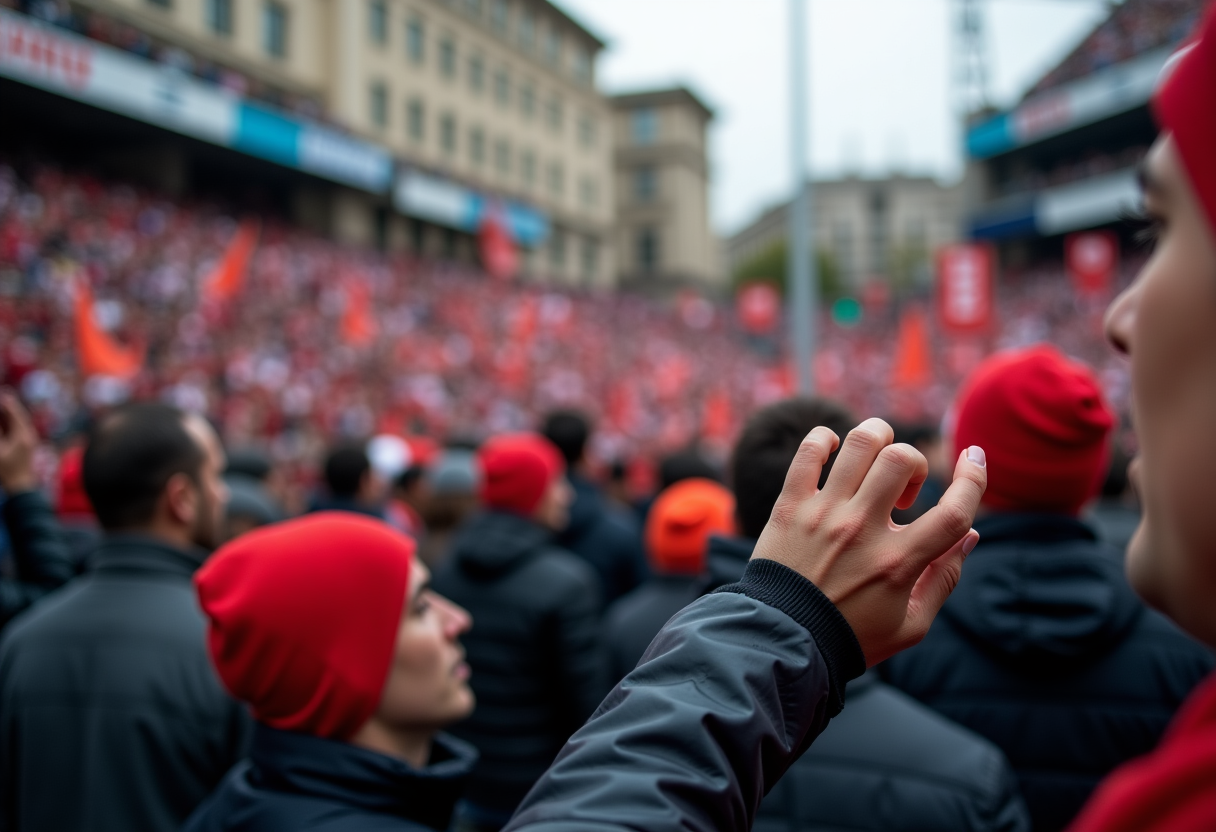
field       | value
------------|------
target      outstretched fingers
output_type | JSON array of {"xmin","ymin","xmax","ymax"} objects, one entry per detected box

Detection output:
[
  {"xmin": 820, "ymin": 418, "xmax": 895, "ymax": 503},
  {"xmin": 898, "ymin": 527, "xmax": 980, "ymax": 649},
  {"xmin": 770, "ymin": 426, "xmax": 840, "ymax": 514},
  {"xmin": 901, "ymin": 445, "xmax": 987, "ymax": 569}
]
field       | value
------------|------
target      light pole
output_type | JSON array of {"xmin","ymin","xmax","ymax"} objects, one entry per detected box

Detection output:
[{"xmin": 787, "ymin": 0, "xmax": 817, "ymax": 394}]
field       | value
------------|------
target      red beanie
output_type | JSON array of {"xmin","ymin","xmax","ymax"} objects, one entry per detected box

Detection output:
[
  {"xmin": 953, "ymin": 345, "xmax": 1114, "ymax": 515},
  {"xmin": 478, "ymin": 433, "xmax": 565, "ymax": 516},
  {"xmin": 56, "ymin": 446, "xmax": 93, "ymax": 517},
  {"xmin": 1154, "ymin": 2, "xmax": 1216, "ymax": 236},
  {"xmin": 195, "ymin": 512, "xmax": 413, "ymax": 740},
  {"xmin": 645, "ymin": 478, "xmax": 735, "ymax": 575}
]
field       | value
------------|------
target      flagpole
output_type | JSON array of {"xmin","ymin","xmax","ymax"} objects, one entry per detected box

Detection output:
[{"xmin": 787, "ymin": 0, "xmax": 817, "ymax": 394}]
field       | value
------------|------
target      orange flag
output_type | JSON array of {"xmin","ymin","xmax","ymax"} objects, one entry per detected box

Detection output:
[
  {"xmin": 74, "ymin": 282, "xmax": 143, "ymax": 379},
  {"xmin": 890, "ymin": 307, "xmax": 932, "ymax": 388},
  {"xmin": 341, "ymin": 281, "xmax": 378, "ymax": 347},
  {"xmin": 202, "ymin": 219, "xmax": 259, "ymax": 304}
]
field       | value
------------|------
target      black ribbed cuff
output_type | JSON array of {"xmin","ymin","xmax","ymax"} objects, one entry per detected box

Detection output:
[{"xmin": 714, "ymin": 558, "xmax": 866, "ymax": 716}]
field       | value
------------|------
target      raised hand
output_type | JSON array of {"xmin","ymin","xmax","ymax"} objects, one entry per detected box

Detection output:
[
  {"xmin": 752, "ymin": 417, "xmax": 987, "ymax": 666},
  {"xmin": 0, "ymin": 389, "xmax": 39, "ymax": 495}
]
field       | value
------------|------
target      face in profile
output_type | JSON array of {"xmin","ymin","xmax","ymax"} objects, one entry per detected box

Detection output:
[
  {"xmin": 375, "ymin": 561, "xmax": 475, "ymax": 732},
  {"xmin": 1104, "ymin": 136, "xmax": 1216, "ymax": 648},
  {"xmin": 184, "ymin": 415, "xmax": 230, "ymax": 551}
]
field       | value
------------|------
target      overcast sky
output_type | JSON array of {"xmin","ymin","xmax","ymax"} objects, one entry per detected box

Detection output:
[{"xmin": 556, "ymin": 0, "xmax": 1111, "ymax": 236}]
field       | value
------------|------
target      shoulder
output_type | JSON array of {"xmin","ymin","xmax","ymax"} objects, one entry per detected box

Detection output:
[{"xmin": 528, "ymin": 545, "xmax": 602, "ymax": 591}]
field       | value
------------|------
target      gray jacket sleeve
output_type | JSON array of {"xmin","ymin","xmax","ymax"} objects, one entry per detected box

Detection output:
[
  {"xmin": 505, "ymin": 559, "xmax": 867, "ymax": 832},
  {"xmin": 0, "ymin": 491, "xmax": 75, "ymax": 627}
]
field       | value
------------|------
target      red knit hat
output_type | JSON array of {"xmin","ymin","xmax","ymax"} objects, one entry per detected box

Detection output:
[
  {"xmin": 952, "ymin": 345, "xmax": 1114, "ymax": 515},
  {"xmin": 1154, "ymin": 2, "xmax": 1216, "ymax": 236},
  {"xmin": 477, "ymin": 433, "xmax": 565, "ymax": 516},
  {"xmin": 56, "ymin": 446, "xmax": 93, "ymax": 517},
  {"xmin": 195, "ymin": 512, "xmax": 413, "ymax": 740},
  {"xmin": 645, "ymin": 478, "xmax": 735, "ymax": 575}
]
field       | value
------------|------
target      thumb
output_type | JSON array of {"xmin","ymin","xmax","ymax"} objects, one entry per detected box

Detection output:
[{"xmin": 899, "ymin": 528, "xmax": 979, "ymax": 647}]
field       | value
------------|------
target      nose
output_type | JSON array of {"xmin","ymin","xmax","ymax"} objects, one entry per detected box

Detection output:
[
  {"xmin": 436, "ymin": 594, "xmax": 472, "ymax": 638},
  {"xmin": 1104, "ymin": 281, "xmax": 1137, "ymax": 357}
]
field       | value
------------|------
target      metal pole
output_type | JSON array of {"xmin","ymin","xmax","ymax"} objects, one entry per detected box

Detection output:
[{"xmin": 787, "ymin": 0, "xmax": 816, "ymax": 394}]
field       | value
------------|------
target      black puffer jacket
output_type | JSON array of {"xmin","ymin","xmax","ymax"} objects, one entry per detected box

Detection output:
[
  {"xmin": 0, "ymin": 491, "xmax": 75, "ymax": 629},
  {"xmin": 432, "ymin": 510, "xmax": 607, "ymax": 815},
  {"xmin": 184, "ymin": 724, "xmax": 476, "ymax": 831},
  {"xmin": 882, "ymin": 513, "xmax": 1216, "ymax": 832},
  {"xmin": 606, "ymin": 536, "xmax": 1030, "ymax": 832},
  {"xmin": 555, "ymin": 474, "xmax": 646, "ymax": 604}
]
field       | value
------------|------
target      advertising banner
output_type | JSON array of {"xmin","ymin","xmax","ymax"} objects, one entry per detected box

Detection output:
[
  {"xmin": 937, "ymin": 244, "xmax": 993, "ymax": 333},
  {"xmin": 394, "ymin": 170, "xmax": 549, "ymax": 246}
]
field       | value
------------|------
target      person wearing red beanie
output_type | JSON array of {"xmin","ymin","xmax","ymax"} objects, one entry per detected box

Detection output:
[
  {"xmin": 183, "ymin": 512, "xmax": 477, "ymax": 832},
  {"xmin": 432, "ymin": 432, "xmax": 605, "ymax": 831},
  {"xmin": 885, "ymin": 345, "xmax": 1213, "ymax": 831},
  {"xmin": 644, "ymin": 478, "xmax": 736, "ymax": 576}
]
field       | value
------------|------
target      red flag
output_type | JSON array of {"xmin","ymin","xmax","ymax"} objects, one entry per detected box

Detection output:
[
  {"xmin": 202, "ymin": 219, "xmax": 259, "ymax": 304},
  {"xmin": 1066, "ymin": 231, "xmax": 1118, "ymax": 295},
  {"xmin": 937, "ymin": 244, "xmax": 993, "ymax": 333},
  {"xmin": 480, "ymin": 212, "xmax": 518, "ymax": 280},
  {"xmin": 890, "ymin": 307, "xmax": 932, "ymax": 389},
  {"xmin": 701, "ymin": 387, "xmax": 734, "ymax": 441},
  {"xmin": 737, "ymin": 282, "xmax": 781, "ymax": 334},
  {"xmin": 74, "ymin": 282, "xmax": 143, "ymax": 379},
  {"xmin": 341, "ymin": 281, "xmax": 378, "ymax": 347}
]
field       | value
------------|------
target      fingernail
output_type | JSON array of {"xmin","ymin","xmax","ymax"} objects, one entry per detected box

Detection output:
[
  {"xmin": 966, "ymin": 446, "xmax": 986, "ymax": 467},
  {"xmin": 962, "ymin": 530, "xmax": 979, "ymax": 557}
]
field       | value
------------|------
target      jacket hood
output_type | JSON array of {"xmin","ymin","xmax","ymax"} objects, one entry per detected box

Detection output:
[
  {"xmin": 451, "ymin": 510, "xmax": 553, "ymax": 578},
  {"xmin": 705, "ymin": 534, "xmax": 755, "ymax": 591},
  {"xmin": 249, "ymin": 723, "xmax": 475, "ymax": 829},
  {"xmin": 943, "ymin": 513, "xmax": 1142, "ymax": 666}
]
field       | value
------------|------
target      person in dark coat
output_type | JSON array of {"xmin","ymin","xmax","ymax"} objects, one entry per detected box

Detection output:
[
  {"xmin": 184, "ymin": 512, "xmax": 477, "ymax": 832},
  {"xmin": 602, "ymin": 478, "xmax": 735, "ymax": 683},
  {"xmin": 0, "ymin": 401, "xmax": 249, "ymax": 832},
  {"xmin": 881, "ymin": 346, "xmax": 1215, "ymax": 832},
  {"xmin": 432, "ymin": 433, "xmax": 606, "ymax": 832},
  {"xmin": 0, "ymin": 391, "xmax": 75, "ymax": 628},
  {"xmin": 542, "ymin": 410, "xmax": 646, "ymax": 603},
  {"xmin": 308, "ymin": 441, "xmax": 385, "ymax": 518}
]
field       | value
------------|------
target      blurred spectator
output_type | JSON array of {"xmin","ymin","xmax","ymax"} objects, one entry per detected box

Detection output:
[
  {"xmin": 723, "ymin": 397, "xmax": 1030, "ymax": 832},
  {"xmin": 390, "ymin": 465, "xmax": 429, "ymax": 539},
  {"xmin": 432, "ymin": 434, "xmax": 605, "ymax": 832},
  {"xmin": 542, "ymin": 410, "xmax": 646, "ymax": 603},
  {"xmin": 657, "ymin": 449, "xmax": 721, "ymax": 489},
  {"xmin": 890, "ymin": 421, "xmax": 948, "ymax": 524},
  {"xmin": 0, "ymin": 391, "xmax": 74, "ymax": 629},
  {"xmin": 221, "ymin": 446, "xmax": 283, "ymax": 542},
  {"xmin": 311, "ymin": 442, "xmax": 383, "ymax": 518},
  {"xmin": 602, "ymin": 478, "xmax": 734, "ymax": 683},
  {"xmin": 51, "ymin": 442, "xmax": 99, "ymax": 566},
  {"xmin": 184, "ymin": 513, "xmax": 476, "ymax": 831},
  {"xmin": 882, "ymin": 346, "xmax": 1215, "ymax": 832},
  {"xmin": 416, "ymin": 449, "xmax": 479, "ymax": 569},
  {"xmin": 0, "ymin": 402, "xmax": 248, "ymax": 832}
]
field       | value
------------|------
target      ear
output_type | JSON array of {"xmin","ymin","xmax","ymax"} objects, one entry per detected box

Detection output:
[{"xmin": 162, "ymin": 472, "xmax": 199, "ymax": 529}]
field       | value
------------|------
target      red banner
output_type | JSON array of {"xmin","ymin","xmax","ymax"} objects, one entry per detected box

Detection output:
[
  {"xmin": 937, "ymin": 244, "xmax": 993, "ymax": 333},
  {"xmin": 201, "ymin": 219, "xmax": 259, "ymax": 305},
  {"xmin": 1066, "ymin": 231, "xmax": 1118, "ymax": 295},
  {"xmin": 479, "ymin": 212, "xmax": 518, "ymax": 280},
  {"xmin": 737, "ymin": 282, "xmax": 780, "ymax": 334}
]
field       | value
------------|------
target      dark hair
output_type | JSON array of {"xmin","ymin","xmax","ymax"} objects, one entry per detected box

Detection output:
[
  {"xmin": 225, "ymin": 447, "xmax": 272, "ymax": 481},
  {"xmin": 658, "ymin": 450, "xmax": 720, "ymax": 490},
  {"xmin": 542, "ymin": 410, "xmax": 590, "ymax": 466},
  {"xmin": 394, "ymin": 465, "xmax": 426, "ymax": 492},
  {"xmin": 324, "ymin": 444, "xmax": 370, "ymax": 498},
  {"xmin": 82, "ymin": 402, "xmax": 205, "ymax": 531},
  {"xmin": 730, "ymin": 398, "xmax": 857, "ymax": 539},
  {"xmin": 891, "ymin": 421, "xmax": 940, "ymax": 450}
]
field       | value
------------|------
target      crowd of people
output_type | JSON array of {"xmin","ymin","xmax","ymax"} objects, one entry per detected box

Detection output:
[
  {"xmin": 1025, "ymin": 0, "xmax": 1207, "ymax": 97},
  {"xmin": 993, "ymin": 145, "xmax": 1151, "ymax": 200},
  {"xmin": 0, "ymin": 5, "xmax": 1215, "ymax": 832}
]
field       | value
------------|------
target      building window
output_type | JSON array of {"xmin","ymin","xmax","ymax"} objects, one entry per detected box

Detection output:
[
  {"xmin": 264, "ymin": 2, "xmax": 289, "ymax": 58},
  {"xmin": 206, "ymin": 0, "xmax": 233, "ymax": 35},
  {"xmin": 407, "ymin": 98, "xmax": 425, "ymax": 142},
  {"xmin": 581, "ymin": 236, "xmax": 598, "ymax": 283},
  {"xmin": 637, "ymin": 227, "xmax": 660, "ymax": 272},
  {"xmin": 632, "ymin": 108, "xmax": 658, "ymax": 145},
  {"xmin": 518, "ymin": 8, "xmax": 534, "ymax": 51},
  {"xmin": 549, "ymin": 229, "xmax": 565, "ymax": 268},
  {"xmin": 468, "ymin": 53, "xmax": 485, "ymax": 93},
  {"xmin": 494, "ymin": 138, "xmax": 511, "ymax": 175},
  {"xmin": 519, "ymin": 82, "xmax": 535, "ymax": 119},
  {"xmin": 579, "ymin": 176, "xmax": 598, "ymax": 208},
  {"xmin": 491, "ymin": 0, "xmax": 508, "ymax": 33},
  {"xmin": 370, "ymin": 81, "xmax": 388, "ymax": 129},
  {"xmin": 634, "ymin": 166, "xmax": 657, "ymax": 202},
  {"xmin": 520, "ymin": 149, "xmax": 536, "ymax": 187},
  {"xmin": 406, "ymin": 18, "xmax": 425, "ymax": 64},
  {"xmin": 547, "ymin": 161, "xmax": 564, "ymax": 197},
  {"xmin": 469, "ymin": 127, "xmax": 486, "ymax": 165},
  {"xmin": 544, "ymin": 29, "xmax": 561, "ymax": 66},
  {"xmin": 571, "ymin": 48, "xmax": 591, "ymax": 85},
  {"xmin": 441, "ymin": 113, "xmax": 457, "ymax": 154},
  {"xmin": 440, "ymin": 38, "xmax": 457, "ymax": 78},
  {"xmin": 546, "ymin": 95, "xmax": 563, "ymax": 131},
  {"xmin": 578, "ymin": 114, "xmax": 595, "ymax": 148},
  {"xmin": 494, "ymin": 69, "xmax": 510, "ymax": 106},
  {"xmin": 369, "ymin": 0, "xmax": 387, "ymax": 44}
]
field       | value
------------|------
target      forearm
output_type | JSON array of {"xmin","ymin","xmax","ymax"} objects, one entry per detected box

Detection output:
[{"xmin": 507, "ymin": 560, "xmax": 865, "ymax": 832}]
